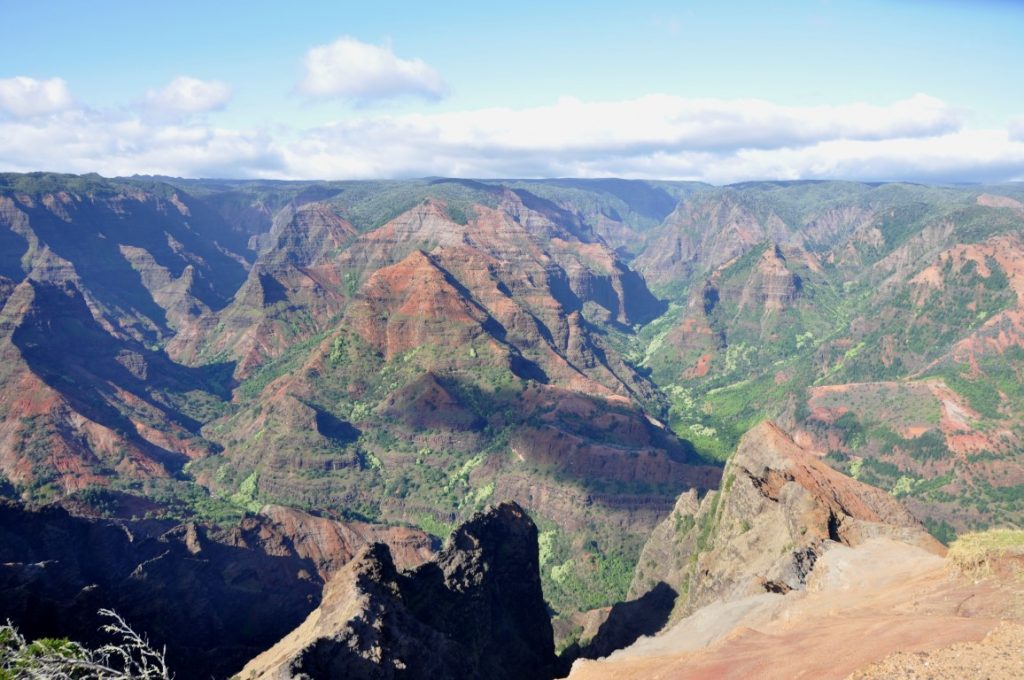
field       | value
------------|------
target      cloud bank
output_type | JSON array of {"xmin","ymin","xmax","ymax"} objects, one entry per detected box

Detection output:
[{"xmin": 0, "ymin": 75, "xmax": 1022, "ymax": 183}]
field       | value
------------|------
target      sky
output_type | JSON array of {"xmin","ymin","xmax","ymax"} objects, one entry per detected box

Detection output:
[{"xmin": 0, "ymin": 0, "xmax": 1022, "ymax": 183}]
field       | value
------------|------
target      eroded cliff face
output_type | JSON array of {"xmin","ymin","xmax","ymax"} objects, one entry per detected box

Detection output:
[
  {"xmin": 183, "ymin": 191, "xmax": 665, "ymax": 396},
  {"xmin": 0, "ymin": 501, "xmax": 435, "ymax": 680},
  {"xmin": 629, "ymin": 421, "xmax": 942, "ymax": 617},
  {"xmin": 0, "ymin": 279, "xmax": 226, "ymax": 493},
  {"xmin": 0, "ymin": 187, "xmax": 249, "ymax": 345},
  {"xmin": 168, "ymin": 202, "xmax": 356, "ymax": 375},
  {"xmin": 239, "ymin": 502, "xmax": 556, "ymax": 680},
  {"xmin": 635, "ymin": 191, "xmax": 800, "ymax": 289},
  {"xmin": 0, "ymin": 180, "xmax": 254, "ymax": 496}
]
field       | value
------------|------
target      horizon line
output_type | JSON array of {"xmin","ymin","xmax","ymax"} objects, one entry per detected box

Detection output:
[{"xmin": 2, "ymin": 170, "xmax": 1022, "ymax": 189}]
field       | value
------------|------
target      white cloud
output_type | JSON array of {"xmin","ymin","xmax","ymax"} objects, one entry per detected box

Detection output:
[
  {"xmin": 144, "ymin": 76, "xmax": 232, "ymax": 116},
  {"xmin": 636, "ymin": 129, "xmax": 1024, "ymax": 185},
  {"xmin": 1, "ymin": 90, "xmax": 1022, "ymax": 183},
  {"xmin": 275, "ymin": 94, "xmax": 986, "ymax": 179},
  {"xmin": 0, "ymin": 109, "xmax": 283, "ymax": 178},
  {"xmin": 1010, "ymin": 116, "xmax": 1024, "ymax": 142},
  {"xmin": 299, "ymin": 36, "xmax": 447, "ymax": 103},
  {"xmin": 0, "ymin": 77, "xmax": 74, "ymax": 118},
  {"xmin": 302, "ymin": 93, "xmax": 961, "ymax": 156}
]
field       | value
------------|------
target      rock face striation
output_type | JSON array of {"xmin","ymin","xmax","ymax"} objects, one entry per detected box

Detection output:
[
  {"xmin": 629, "ymin": 420, "xmax": 943, "ymax": 617},
  {"xmin": 636, "ymin": 182, "xmax": 1024, "ymax": 535},
  {"xmin": 169, "ymin": 201, "xmax": 356, "ymax": 376},
  {"xmin": 239, "ymin": 501, "xmax": 557, "ymax": 680}
]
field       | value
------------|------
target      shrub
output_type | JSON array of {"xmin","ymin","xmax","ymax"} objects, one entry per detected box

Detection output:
[
  {"xmin": 947, "ymin": 529, "xmax": 1024, "ymax": 577},
  {"xmin": 0, "ymin": 609, "xmax": 172, "ymax": 679}
]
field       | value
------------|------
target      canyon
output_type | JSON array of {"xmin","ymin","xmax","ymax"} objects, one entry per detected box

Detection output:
[{"xmin": 2, "ymin": 173, "xmax": 1024, "ymax": 677}]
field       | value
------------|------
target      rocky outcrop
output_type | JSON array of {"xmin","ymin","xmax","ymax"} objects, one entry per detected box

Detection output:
[
  {"xmin": 738, "ymin": 244, "xmax": 803, "ymax": 311},
  {"xmin": 0, "ymin": 275, "xmax": 16, "ymax": 310},
  {"xmin": 0, "ymin": 500, "xmax": 437, "ymax": 680},
  {"xmin": 239, "ymin": 502, "xmax": 557, "ymax": 680},
  {"xmin": 0, "ymin": 501, "xmax": 321, "ymax": 680},
  {"xmin": 688, "ymin": 243, "xmax": 806, "ymax": 337},
  {"xmin": 118, "ymin": 245, "xmax": 213, "ymax": 331},
  {"xmin": 254, "ymin": 504, "xmax": 437, "ymax": 579},
  {"xmin": 629, "ymin": 421, "xmax": 942, "ymax": 616}
]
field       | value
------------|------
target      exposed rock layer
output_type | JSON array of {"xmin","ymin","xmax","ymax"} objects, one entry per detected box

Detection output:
[
  {"xmin": 240, "ymin": 502, "xmax": 556, "ymax": 680},
  {"xmin": 629, "ymin": 421, "xmax": 942, "ymax": 615}
]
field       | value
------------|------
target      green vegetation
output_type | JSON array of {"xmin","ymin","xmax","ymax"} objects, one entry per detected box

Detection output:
[
  {"xmin": 229, "ymin": 471, "xmax": 262, "ymax": 512},
  {"xmin": 414, "ymin": 513, "xmax": 454, "ymax": 538},
  {"xmin": 923, "ymin": 518, "xmax": 958, "ymax": 545},
  {"xmin": 9, "ymin": 174, "xmax": 1024, "ymax": 620},
  {"xmin": 0, "ymin": 609, "xmax": 171, "ymax": 679},
  {"xmin": 945, "ymin": 373, "xmax": 1002, "ymax": 419},
  {"xmin": 535, "ymin": 518, "xmax": 646, "ymax": 614},
  {"xmin": 317, "ymin": 179, "xmax": 501, "ymax": 232},
  {"xmin": 0, "ymin": 171, "xmax": 128, "ymax": 197},
  {"xmin": 114, "ymin": 477, "xmax": 253, "ymax": 525},
  {"xmin": 673, "ymin": 510, "xmax": 696, "ymax": 537}
]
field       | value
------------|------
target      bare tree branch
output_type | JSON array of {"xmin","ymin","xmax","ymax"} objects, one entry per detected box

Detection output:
[{"xmin": 0, "ymin": 610, "xmax": 173, "ymax": 679}]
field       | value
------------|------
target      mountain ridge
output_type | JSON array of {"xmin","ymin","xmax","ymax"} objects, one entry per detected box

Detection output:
[{"xmin": 2, "ymin": 172, "xmax": 1024, "ymax": 624}]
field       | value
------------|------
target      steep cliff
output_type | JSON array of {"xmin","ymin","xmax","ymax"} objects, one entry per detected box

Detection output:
[
  {"xmin": 0, "ymin": 177, "xmax": 249, "ymax": 345},
  {"xmin": 629, "ymin": 421, "xmax": 942, "ymax": 616},
  {"xmin": 239, "ymin": 502, "xmax": 556, "ymax": 680},
  {"xmin": 169, "ymin": 201, "xmax": 355, "ymax": 375},
  {"xmin": 0, "ymin": 278, "xmax": 227, "ymax": 493},
  {"xmin": 0, "ymin": 501, "xmax": 435, "ymax": 679}
]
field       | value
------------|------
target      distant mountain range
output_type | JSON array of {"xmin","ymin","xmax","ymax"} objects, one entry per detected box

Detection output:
[{"xmin": 1, "ymin": 171, "xmax": 1022, "ymax": 618}]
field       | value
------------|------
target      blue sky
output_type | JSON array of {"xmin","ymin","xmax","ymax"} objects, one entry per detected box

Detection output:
[{"xmin": 0, "ymin": 0, "xmax": 1022, "ymax": 181}]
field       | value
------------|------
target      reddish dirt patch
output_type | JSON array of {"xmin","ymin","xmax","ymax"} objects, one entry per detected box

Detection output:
[
  {"xmin": 849, "ymin": 622, "xmax": 1024, "ymax": 680},
  {"xmin": 570, "ymin": 541, "xmax": 1023, "ymax": 680},
  {"xmin": 978, "ymin": 193, "xmax": 1024, "ymax": 214},
  {"xmin": 684, "ymin": 353, "xmax": 713, "ymax": 379}
]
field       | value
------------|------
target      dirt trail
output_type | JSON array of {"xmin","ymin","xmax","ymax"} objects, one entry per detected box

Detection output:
[{"xmin": 568, "ymin": 538, "xmax": 1024, "ymax": 680}]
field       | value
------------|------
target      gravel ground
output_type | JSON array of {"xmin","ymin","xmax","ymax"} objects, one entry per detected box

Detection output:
[{"xmin": 848, "ymin": 622, "xmax": 1024, "ymax": 680}]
